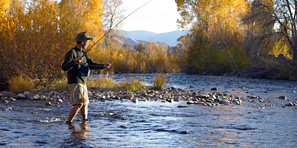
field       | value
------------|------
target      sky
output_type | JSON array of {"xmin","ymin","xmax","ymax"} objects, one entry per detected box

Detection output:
[{"xmin": 121, "ymin": 0, "xmax": 181, "ymax": 33}]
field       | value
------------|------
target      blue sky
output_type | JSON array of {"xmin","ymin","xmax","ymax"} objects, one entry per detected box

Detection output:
[{"xmin": 121, "ymin": 0, "xmax": 181, "ymax": 33}]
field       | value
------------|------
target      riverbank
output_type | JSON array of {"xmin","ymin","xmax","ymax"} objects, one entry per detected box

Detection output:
[{"xmin": 1, "ymin": 86, "xmax": 296, "ymax": 111}]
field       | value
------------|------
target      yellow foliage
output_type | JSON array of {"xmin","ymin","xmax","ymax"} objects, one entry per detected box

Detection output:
[
  {"xmin": 87, "ymin": 72, "xmax": 114, "ymax": 89},
  {"xmin": 0, "ymin": 0, "xmax": 11, "ymax": 16},
  {"xmin": 269, "ymin": 37, "xmax": 292, "ymax": 59},
  {"xmin": 0, "ymin": 0, "xmax": 104, "ymax": 86},
  {"xmin": 60, "ymin": 0, "xmax": 104, "ymax": 40},
  {"xmin": 88, "ymin": 41, "xmax": 180, "ymax": 74},
  {"xmin": 152, "ymin": 73, "xmax": 168, "ymax": 90},
  {"xmin": 9, "ymin": 75, "xmax": 34, "ymax": 93},
  {"xmin": 50, "ymin": 77, "xmax": 68, "ymax": 92}
]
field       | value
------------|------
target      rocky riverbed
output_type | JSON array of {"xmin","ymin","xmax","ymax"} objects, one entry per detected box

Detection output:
[{"xmin": 1, "ymin": 86, "xmax": 296, "ymax": 110}]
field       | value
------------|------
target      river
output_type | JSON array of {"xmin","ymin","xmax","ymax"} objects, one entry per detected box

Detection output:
[{"xmin": 1, "ymin": 73, "xmax": 296, "ymax": 147}]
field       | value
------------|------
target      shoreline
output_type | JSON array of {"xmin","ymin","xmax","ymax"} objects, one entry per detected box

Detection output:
[{"xmin": 1, "ymin": 87, "xmax": 296, "ymax": 110}]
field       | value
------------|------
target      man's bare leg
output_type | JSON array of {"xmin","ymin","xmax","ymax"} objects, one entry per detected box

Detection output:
[
  {"xmin": 67, "ymin": 104, "xmax": 83, "ymax": 122},
  {"xmin": 81, "ymin": 104, "xmax": 88, "ymax": 120}
]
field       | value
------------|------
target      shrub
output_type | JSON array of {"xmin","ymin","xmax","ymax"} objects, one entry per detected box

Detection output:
[
  {"xmin": 118, "ymin": 77, "xmax": 147, "ymax": 92},
  {"xmin": 152, "ymin": 74, "xmax": 168, "ymax": 90},
  {"xmin": 87, "ymin": 72, "xmax": 115, "ymax": 90},
  {"xmin": 51, "ymin": 77, "xmax": 68, "ymax": 92},
  {"xmin": 9, "ymin": 76, "xmax": 34, "ymax": 94}
]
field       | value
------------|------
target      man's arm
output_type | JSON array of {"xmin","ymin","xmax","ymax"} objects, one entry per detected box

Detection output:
[
  {"xmin": 61, "ymin": 50, "xmax": 75, "ymax": 71},
  {"xmin": 85, "ymin": 53, "xmax": 111, "ymax": 69}
]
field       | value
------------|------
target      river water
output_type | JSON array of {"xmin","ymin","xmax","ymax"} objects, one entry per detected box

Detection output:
[{"xmin": 1, "ymin": 73, "xmax": 297, "ymax": 147}]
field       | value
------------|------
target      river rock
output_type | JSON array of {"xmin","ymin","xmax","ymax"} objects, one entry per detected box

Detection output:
[
  {"xmin": 140, "ymin": 92, "xmax": 147, "ymax": 97},
  {"xmin": 257, "ymin": 106, "xmax": 265, "ymax": 109},
  {"xmin": 17, "ymin": 94, "xmax": 26, "ymax": 99},
  {"xmin": 284, "ymin": 102, "xmax": 296, "ymax": 106},
  {"xmin": 219, "ymin": 99, "xmax": 230, "ymax": 105},
  {"xmin": 211, "ymin": 87, "xmax": 218, "ymax": 91},
  {"xmin": 46, "ymin": 102, "xmax": 52, "ymax": 106},
  {"xmin": 177, "ymin": 105, "xmax": 188, "ymax": 108},
  {"xmin": 3, "ymin": 100, "xmax": 9, "ymax": 104},
  {"xmin": 174, "ymin": 96, "xmax": 181, "ymax": 102},
  {"xmin": 40, "ymin": 95, "xmax": 48, "ymax": 100},
  {"xmin": 114, "ymin": 96, "xmax": 121, "ymax": 100},
  {"xmin": 258, "ymin": 98, "xmax": 265, "ymax": 103},
  {"xmin": 210, "ymin": 95, "xmax": 217, "ymax": 99},
  {"xmin": 248, "ymin": 96, "xmax": 258, "ymax": 99},
  {"xmin": 132, "ymin": 98, "xmax": 138, "ymax": 103},
  {"xmin": 278, "ymin": 96, "xmax": 287, "ymax": 100},
  {"xmin": 187, "ymin": 101, "xmax": 195, "ymax": 104},
  {"xmin": 166, "ymin": 98, "xmax": 173, "ymax": 103},
  {"xmin": 233, "ymin": 99, "xmax": 242, "ymax": 105},
  {"xmin": 4, "ymin": 107, "xmax": 12, "ymax": 110},
  {"xmin": 248, "ymin": 99, "xmax": 257, "ymax": 103},
  {"xmin": 170, "ymin": 87, "xmax": 177, "ymax": 91},
  {"xmin": 138, "ymin": 97, "xmax": 146, "ymax": 101},
  {"xmin": 9, "ymin": 97, "xmax": 16, "ymax": 102},
  {"xmin": 57, "ymin": 99, "xmax": 63, "ymax": 103},
  {"xmin": 1, "ymin": 97, "xmax": 8, "ymax": 100},
  {"xmin": 23, "ymin": 91, "xmax": 31, "ymax": 97},
  {"xmin": 32, "ymin": 95, "xmax": 40, "ymax": 100},
  {"xmin": 1, "ymin": 91, "xmax": 12, "ymax": 97}
]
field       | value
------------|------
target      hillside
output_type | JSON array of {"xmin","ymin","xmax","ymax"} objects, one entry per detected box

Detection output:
[{"xmin": 120, "ymin": 30, "xmax": 188, "ymax": 47}]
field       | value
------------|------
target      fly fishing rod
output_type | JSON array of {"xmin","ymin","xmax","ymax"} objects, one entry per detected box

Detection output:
[{"xmin": 82, "ymin": 0, "xmax": 154, "ymax": 57}]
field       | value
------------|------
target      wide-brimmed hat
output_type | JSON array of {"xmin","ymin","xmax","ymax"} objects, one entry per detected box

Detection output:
[{"xmin": 73, "ymin": 32, "xmax": 93, "ymax": 42}]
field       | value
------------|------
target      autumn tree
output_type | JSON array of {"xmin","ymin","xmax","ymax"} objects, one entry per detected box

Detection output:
[
  {"xmin": 134, "ymin": 42, "xmax": 146, "ymax": 53},
  {"xmin": 0, "ymin": 0, "xmax": 104, "ymax": 87},
  {"xmin": 243, "ymin": 0, "xmax": 275, "ymax": 58},
  {"xmin": 175, "ymin": 0, "xmax": 249, "ymax": 74},
  {"xmin": 101, "ymin": 0, "xmax": 124, "ymax": 47},
  {"xmin": 250, "ymin": 0, "xmax": 297, "ymax": 62},
  {"xmin": 60, "ymin": 0, "xmax": 104, "ymax": 41}
]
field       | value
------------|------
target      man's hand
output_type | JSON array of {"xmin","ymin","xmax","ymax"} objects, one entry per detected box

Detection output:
[
  {"xmin": 74, "ymin": 56, "xmax": 83, "ymax": 64},
  {"xmin": 104, "ymin": 63, "xmax": 111, "ymax": 69}
]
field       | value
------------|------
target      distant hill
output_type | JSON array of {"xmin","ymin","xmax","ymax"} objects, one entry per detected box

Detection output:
[
  {"xmin": 120, "ymin": 37, "xmax": 171, "ymax": 49},
  {"xmin": 120, "ymin": 30, "xmax": 188, "ymax": 47}
]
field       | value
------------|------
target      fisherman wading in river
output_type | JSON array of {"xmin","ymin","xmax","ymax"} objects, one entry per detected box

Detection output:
[{"xmin": 62, "ymin": 32, "xmax": 111, "ymax": 124}]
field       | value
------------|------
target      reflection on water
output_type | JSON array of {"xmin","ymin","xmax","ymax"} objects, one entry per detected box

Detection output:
[
  {"xmin": 1, "ymin": 73, "xmax": 297, "ymax": 147},
  {"xmin": 1, "ymin": 99, "xmax": 297, "ymax": 147},
  {"xmin": 70, "ymin": 121, "xmax": 89, "ymax": 140}
]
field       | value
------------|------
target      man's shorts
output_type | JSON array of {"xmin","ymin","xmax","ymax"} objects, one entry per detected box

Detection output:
[{"xmin": 69, "ymin": 83, "xmax": 89, "ymax": 106}]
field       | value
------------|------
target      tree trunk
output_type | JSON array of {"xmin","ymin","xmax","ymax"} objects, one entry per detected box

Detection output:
[{"xmin": 293, "ymin": 43, "xmax": 297, "ymax": 64}]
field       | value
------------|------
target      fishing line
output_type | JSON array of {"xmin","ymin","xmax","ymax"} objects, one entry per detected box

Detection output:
[{"xmin": 83, "ymin": 0, "xmax": 154, "ymax": 57}]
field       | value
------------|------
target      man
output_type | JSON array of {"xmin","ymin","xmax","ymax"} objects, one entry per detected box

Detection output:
[{"xmin": 62, "ymin": 32, "xmax": 111, "ymax": 124}]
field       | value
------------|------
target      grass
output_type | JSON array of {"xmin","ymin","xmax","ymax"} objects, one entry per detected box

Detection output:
[
  {"xmin": 87, "ymin": 72, "xmax": 115, "ymax": 91},
  {"xmin": 118, "ymin": 77, "xmax": 148, "ymax": 92},
  {"xmin": 88, "ymin": 73, "xmax": 148, "ymax": 92},
  {"xmin": 9, "ymin": 73, "xmax": 170, "ymax": 94},
  {"xmin": 9, "ymin": 75, "xmax": 34, "ymax": 94},
  {"xmin": 152, "ymin": 73, "xmax": 168, "ymax": 90},
  {"xmin": 50, "ymin": 77, "xmax": 68, "ymax": 92}
]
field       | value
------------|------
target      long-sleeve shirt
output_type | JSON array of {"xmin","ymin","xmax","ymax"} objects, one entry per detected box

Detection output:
[{"xmin": 62, "ymin": 46, "xmax": 105, "ymax": 84}]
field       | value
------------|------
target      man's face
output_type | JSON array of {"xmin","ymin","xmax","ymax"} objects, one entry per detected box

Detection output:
[{"xmin": 82, "ymin": 40, "xmax": 89, "ymax": 49}]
